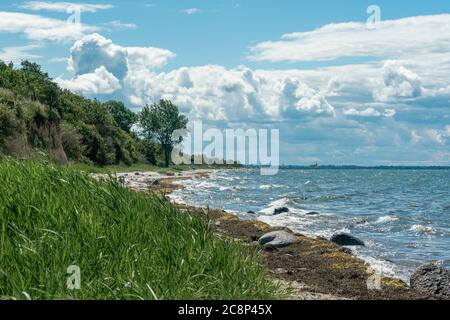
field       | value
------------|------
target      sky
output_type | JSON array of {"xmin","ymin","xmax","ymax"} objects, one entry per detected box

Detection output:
[{"xmin": 0, "ymin": 0, "xmax": 449, "ymax": 165}]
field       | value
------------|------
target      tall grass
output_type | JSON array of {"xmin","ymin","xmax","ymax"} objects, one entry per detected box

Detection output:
[{"xmin": 0, "ymin": 160, "xmax": 278, "ymax": 300}]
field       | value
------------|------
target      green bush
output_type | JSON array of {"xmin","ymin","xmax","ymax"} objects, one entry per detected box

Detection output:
[
  {"xmin": 0, "ymin": 104, "xmax": 18, "ymax": 146},
  {"xmin": 60, "ymin": 122, "xmax": 86, "ymax": 161}
]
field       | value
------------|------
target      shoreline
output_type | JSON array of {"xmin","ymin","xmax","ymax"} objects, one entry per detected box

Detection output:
[{"xmin": 96, "ymin": 169, "xmax": 435, "ymax": 300}]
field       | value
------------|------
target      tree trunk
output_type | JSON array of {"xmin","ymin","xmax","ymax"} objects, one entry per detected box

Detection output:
[{"xmin": 164, "ymin": 146, "xmax": 170, "ymax": 167}]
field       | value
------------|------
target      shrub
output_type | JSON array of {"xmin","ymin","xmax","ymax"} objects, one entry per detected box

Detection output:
[
  {"xmin": 0, "ymin": 104, "xmax": 18, "ymax": 146},
  {"xmin": 60, "ymin": 122, "xmax": 85, "ymax": 161}
]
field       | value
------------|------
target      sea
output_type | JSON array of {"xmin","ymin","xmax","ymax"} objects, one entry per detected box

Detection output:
[{"xmin": 169, "ymin": 168, "xmax": 450, "ymax": 282}]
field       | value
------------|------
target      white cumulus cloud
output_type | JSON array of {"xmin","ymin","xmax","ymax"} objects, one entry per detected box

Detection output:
[
  {"xmin": 56, "ymin": 66, "xmax": 121, "ymax": 95},
  {"xmin": 374, "ymin": 60, "xmax": 423, "ymax": 102},
  {"xmin": 19, "ymin": 1, "xmax": 113, "ymax": 13},
  {"xmin": 248, "ymin": 14, "xmax": 450, "ymax": 62},
  {"xmin": 0, "ymin": 44, "xmax": 42, "ymax": 63},
  {"xmin": 0, "ymin": 11, "xmax": 98, "ymax": 42}
]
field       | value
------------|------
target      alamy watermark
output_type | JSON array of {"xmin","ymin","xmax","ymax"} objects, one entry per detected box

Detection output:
[
  {"xmin": 171, "ymin": 121, "xmax": 280, "ymax": 176},
  {"xmin": 366, "ymin": 5, "xmax": 381, "ymax": 29},
  {"xmin": 366, "ymin": 267, "xmax": 382, "ymax": 290},
  {"xmin": 67, "ymin": 265, "xmax": 81, "ymax": 290}
]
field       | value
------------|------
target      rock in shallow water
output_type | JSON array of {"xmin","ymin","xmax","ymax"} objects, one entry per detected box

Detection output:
[
  {"xmin": 410, "ymin": 262, "xmax": 450, "ymax": 298},
  {"xmin": 273, "ymin": 207, "xmax": 289, "ymax": 215},
  {"xmin": 330, "ymin": 233, "xmax": 365, "ymax": 246},
  {"xmin": 258, "ymin": 231, "xmax": 298, "ymax": 249}
]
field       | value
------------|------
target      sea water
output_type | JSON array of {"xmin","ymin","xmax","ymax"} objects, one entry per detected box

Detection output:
[{"xmin": 170, "ymin": 168, "xmax": 450, "ymax": 281}]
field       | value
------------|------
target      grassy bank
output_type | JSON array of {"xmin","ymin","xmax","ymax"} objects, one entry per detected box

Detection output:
[
  {"xmin": 67, "ymin": 162, "xmax": 191, "ymax": 175},
  {"xmin": 0, "ymin": 160, "xmax": 278, "ymax": 300}
]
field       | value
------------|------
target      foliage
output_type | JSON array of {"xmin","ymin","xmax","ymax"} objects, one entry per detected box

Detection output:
[
  {"xmin": 105, "ymin": 100, "xmax": 137, "ymax": 133},
  {"xmin": 139, "ymin": 99, "xmax": 188, "ymax": 167},
  {"xmin": 0, "ymin": 60, "xmax": 194, "ymax": 169},
  {"xmin": 0, "ymin": 104, "xmax": 18, "ymax": 145},
  {"xmin": 60, "ymin": 121, "xmax": 86, "ymax": 162},
  {"xmin": 0, "ymin": 60, "xmax": 143, "ymax": 165}
]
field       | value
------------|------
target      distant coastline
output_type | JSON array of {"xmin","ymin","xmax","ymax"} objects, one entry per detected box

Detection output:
[{"xmin": 253, "ymin": 165, "xmax": 450, "ymax": 170}]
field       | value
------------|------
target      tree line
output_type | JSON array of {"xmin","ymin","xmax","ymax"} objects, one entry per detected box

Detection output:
[{"xmin": 0, "ymin": 60, "xmax": 187, "ymax": 167}]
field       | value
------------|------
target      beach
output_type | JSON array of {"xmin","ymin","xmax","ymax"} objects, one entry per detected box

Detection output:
[{"xmin": 97, "ymin": 168, "xmax": 446, "ymax": 300}]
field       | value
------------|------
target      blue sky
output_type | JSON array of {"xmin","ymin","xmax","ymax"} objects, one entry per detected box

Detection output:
[{"xmin": 1, "ymin": 1, "xmax": 450, "ymax": 165}]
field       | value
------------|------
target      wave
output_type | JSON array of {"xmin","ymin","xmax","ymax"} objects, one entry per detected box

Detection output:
[
  {"xmin": 167, "ymin": 193, "xmax": 186, "ymax": 205},
  {"xmin": 258, "ymin": 197, "xmax": 307, "ymax": 216},
  {"xmin": 410, "ymin": 224, "xmax": 437, "ymax": 234},
  {"xmin": 375, "ymin": 215, "xmax": 399, "ymax": 224},
  {"xmin": 352, "ymin": 251, "xmax": 410, "ymax": 283},
  {"xmin": 259, "ymin": 184, "xmax": 284, "ymax": 190}
]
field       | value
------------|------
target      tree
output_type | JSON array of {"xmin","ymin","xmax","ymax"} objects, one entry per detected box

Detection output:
[
  {"xmin": 105, "ymin": 100, "xmax": 137, "ymax": 133},
  {"xmin": 139, "ymin": 99, "xmax": 188, "ymax": 167}
]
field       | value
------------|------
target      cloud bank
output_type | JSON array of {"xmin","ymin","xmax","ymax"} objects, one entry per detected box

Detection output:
[{"xmin": 48, "ymin": 13, "xmax": 450, "ymax": 165}]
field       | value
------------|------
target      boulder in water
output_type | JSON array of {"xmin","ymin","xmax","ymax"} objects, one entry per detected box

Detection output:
[
  {"xmin": 306, "ymin": 211, "xmax": 320, "ymax": 216},
  {"xmin": 273, "ymin": 207, "xmax": 289, "ymax": 215},
  {"xmin": 258, "ymin": 231, "xmax": 298, "ymax": 249},
  {"xmin": 330, "ymin": 233, "xmax": 365, "ymax": 246},
  {"xmin": 410, "ymin": 262, "xmax": 450, "ymax": 298}
]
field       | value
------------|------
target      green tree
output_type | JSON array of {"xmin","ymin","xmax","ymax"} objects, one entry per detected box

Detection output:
[
  {"xmin": 105, "ymin": 100, "xmax": 137, "ymax": 133},
  {"xmin": 139, "ymin": 99, "xmax": 188, "ymax": 167}
]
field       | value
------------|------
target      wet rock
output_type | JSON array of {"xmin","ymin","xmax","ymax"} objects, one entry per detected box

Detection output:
[
  {"xmin": 274, "ymin": 207, "xmax": 289, "ymax": 215},
  {"xmin": 263, "ymin": 243, "xmax": 278, "ymax": 252},
  {"xmin": 151, "ymin": 179, "xmax": 161, "ymax": 186},
  {"xmin": 410, "ymin": 262, "xmax": 450, "ymax": 298},
  {"xmin": 330, "ymin": 233, "xmax": 365, "ymax": 246},
  {"xmin": 306, "ymin": 211, "xmax": 320, "ymax": 216},
  {"xmin": 259, "ymin": 231, "xmax": 298, "ymax": 249},
  {"xmin": 134, "ymin": 172, "xmax": 141, "ymax": 176},
  {"xmin": 247, "ymin": 210, "xmax": 256, "ymax": 214}
]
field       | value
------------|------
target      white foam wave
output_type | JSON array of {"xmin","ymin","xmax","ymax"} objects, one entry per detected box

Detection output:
[
  {"xmin": 410, "ymin": 224, "xmax": 437, "ymax": 234},
  {"xmin": 375, "ymin": 215, "xmax": 399, "ymax": 224},
  {"xmin": 167, "ymin": 193, "xmax": 186, "ymax": 205},
  {"xmin": 353, "ymin": 251, "xmax": 410, "ymax": 283}
]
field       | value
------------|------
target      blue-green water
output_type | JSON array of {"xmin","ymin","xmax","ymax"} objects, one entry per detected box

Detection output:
[{"xmin": 171, "ymin": 169, "xmax": 450, "ymax": 280}]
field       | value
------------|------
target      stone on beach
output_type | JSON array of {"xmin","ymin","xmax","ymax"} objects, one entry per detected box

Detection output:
[
  {"xmin": 258, "ymin": 231, "xmax": 298, "ymax": 249},
  {"xmin": 410, "ymin": 262, "xmax": 450, "ymax": 298},
  {"xmin": 330, "ymin": 233, "xmax": 365, "ymax": 246}
]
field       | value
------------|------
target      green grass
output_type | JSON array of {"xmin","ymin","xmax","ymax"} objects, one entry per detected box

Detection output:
[
  {"xmin": 0, "ymin": 160, "xmax": 279, "ymax": 300},
  {"xmin": 67, "ymin": 162, "xmax": 190, "ymax": 175},
  {"xmin": 66, "ymin": 162, "xmax": 237, "ymax": 175}
]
